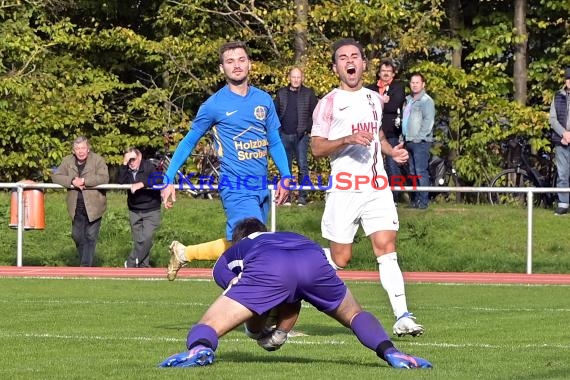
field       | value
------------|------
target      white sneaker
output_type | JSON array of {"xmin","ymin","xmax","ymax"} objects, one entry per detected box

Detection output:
[
  {"xmin": 393, "ymin": 312, "xmax": 424, "ymax": 337},
  {"xmin": 167, "ymin": 241, "xmax": 188, "ymax": 281}
]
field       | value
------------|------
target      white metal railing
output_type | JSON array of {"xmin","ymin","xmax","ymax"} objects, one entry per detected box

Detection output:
[{"xmin": 1, "ymin": 182, "xmax": 566, "ymax": 274}]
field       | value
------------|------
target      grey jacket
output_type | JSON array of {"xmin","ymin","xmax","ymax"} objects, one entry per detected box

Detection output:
[
  {"xmin": 51, "ymin": 151, "xmax": 109, "ymax": 222},
  {"xmin": 550, "ymin": 87, "xmax": 570, "ymax": 146}
]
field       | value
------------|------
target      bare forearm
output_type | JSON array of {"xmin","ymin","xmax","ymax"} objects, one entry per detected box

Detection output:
[{"xmin": 311, "ymin": 136, "xmax": 347, "ymax": 158}]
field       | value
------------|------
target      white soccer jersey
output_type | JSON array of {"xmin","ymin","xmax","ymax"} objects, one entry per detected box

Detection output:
[{"xmin": 312, "ymin": 87, "xmax": 388, "ymax": 192}]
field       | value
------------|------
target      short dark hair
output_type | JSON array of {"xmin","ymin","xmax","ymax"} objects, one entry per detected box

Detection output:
[
  {"xmin": 331, "ymin": 38, "xmax": 365, "ymax": 64},
  {"xmin": 231, "ymin": 217, "xmax": 267, "ymax": 242},
  {"xmin": 409, "ymin": 71, "xmax": 425, "ymax": 83},
  {"xmin": 376, "ymin": 58, "xmax": 398, "ymax": 79},
  {"xmin": 219, "ymin": 41, "xmax": 250, "ymax": 63}
]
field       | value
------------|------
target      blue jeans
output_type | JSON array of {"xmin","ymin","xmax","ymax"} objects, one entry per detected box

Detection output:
[
  {"xmin": 385, "ymin": 137, "xmax": 403, "ymax": 202},
  {"xmin": 555, "ymin": 145, "xmax": 570, "ymax": 207},
  {"xmin": 407, "ymin": 141, "xmax": 431, "ymax": 208},
  {"xmin": 280, "ymin": 132, "xmax": 310, "ymax": 201}
]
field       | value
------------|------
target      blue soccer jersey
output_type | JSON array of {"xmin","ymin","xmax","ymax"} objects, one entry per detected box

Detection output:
[{"xmin": 165, "ymin": 85, "xmax": 290, "ymax": 189}]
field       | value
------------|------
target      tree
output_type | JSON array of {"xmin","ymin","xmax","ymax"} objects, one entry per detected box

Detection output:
[{"xmin": 513, "ymin": 0, "xmax": 527, "ymax": 105}]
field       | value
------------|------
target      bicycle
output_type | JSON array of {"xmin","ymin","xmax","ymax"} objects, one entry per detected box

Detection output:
[
  {"xmin": 149, "ymin": 130, "xmax": 220, "ymax": 200},
  {"xmin": 426, "ymin": 122, "xmax": 463, "ymax": 202},
  {"xmin": 428, "ymin": 143, "xmax": 463, "ymax": 202},
  {"xmin": 488, "ymin": 136, "xmax": 556, "ymax": 207}
]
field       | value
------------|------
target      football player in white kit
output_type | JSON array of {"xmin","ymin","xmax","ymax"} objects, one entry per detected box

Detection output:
[{"xmin": 311, "ymin": 38, "xmax": 424, "ymax": 338}]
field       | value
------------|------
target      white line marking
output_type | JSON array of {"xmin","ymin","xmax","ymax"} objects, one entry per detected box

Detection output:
[{"xmin": 1, "ymin": 332, "xmax": 569, "ymax": 350}]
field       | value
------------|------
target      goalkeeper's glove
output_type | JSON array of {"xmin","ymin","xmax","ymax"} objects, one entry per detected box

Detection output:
[{"xmin": 257, "ymin": 329, "xmax": 288, "ymax": 351}]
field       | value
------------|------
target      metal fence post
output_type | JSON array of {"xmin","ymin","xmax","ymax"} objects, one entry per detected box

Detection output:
[
  {"xmin": 16, "ymin": 186, "xmax": 24, "ymax": 267},
  {"xmin": 526, "ymin": 190, "xmax": 533, "ymax": 274}
]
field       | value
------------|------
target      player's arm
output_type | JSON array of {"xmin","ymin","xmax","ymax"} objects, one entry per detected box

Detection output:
[
  {"xmin": 161, "ymin": 104, "xmax": 213, "ymax": 207},
  {"xmin": 266, "ymin": 127, "xmax": 291, "ymax": 178},
  {"xmin": 311, "ymin": 133, "xmax": 374, "ymax": 158},
  {"xmin": 310, "ymin": 95, "xmax": 373, "ymax": 158},
  {"xmin": 212, "ymin": 245, "xmax": 241, "ymax": 289},
  {"xmin": 266, "ymin": 103, "xmax": 292, "ymax": 204},
  {"xmin": 380, "ymin": 130, "xmax": 408, "ymax": 164}
]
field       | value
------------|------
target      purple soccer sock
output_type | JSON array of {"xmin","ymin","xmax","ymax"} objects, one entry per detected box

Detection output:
[
  {"xmin": 186, "ymin": 323, "xmax": 219, "ymax": 351},
  {"xmin": 350, "ymin": 311, "xmax": 395, "ymax": 357}
]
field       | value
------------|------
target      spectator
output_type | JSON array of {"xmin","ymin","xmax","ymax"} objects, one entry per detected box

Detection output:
[
  {"xmin": 274, "ymin": 67, "xmax": 318, "ymax": 206},
  {"xmin": 402, "ymin": 72, "xmax": 435, "ymax": 209},
  {"xmin": 311, "ymin": 38, "xmax": 424, "ymax": 338},
  {"xmin": 367, "ymin": 58, "xmax": 406, "ymax": 204},
  {"xmin": 551, "ymin": 67, "xmax": 570, "ymax": 215},
  {"xmin": 51, "ymin": 136, "xmax": 109, "ymax": 267},
  {"xmin": 160, "ymin": 41, "xmax": 291, "ymax": 281},
  {"xmin": 159, "ymin": 218, "xmax": 432, "ymax": 369},
  {"xmin": 118, "ymin": 148, "xmax": 162, "ymax": 267}
]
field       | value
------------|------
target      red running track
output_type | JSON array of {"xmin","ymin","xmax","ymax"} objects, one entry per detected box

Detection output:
[{"xmin": 1, "ymin": 266, "xmax": 570, "ymax": 284}]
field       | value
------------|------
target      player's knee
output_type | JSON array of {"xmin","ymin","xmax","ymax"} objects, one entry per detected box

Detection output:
[{"xmin": 335, "ymin": 256, "xmax": 351, "ymax": 268}]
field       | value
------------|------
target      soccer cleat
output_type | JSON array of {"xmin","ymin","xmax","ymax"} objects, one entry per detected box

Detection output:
[
  {"xmin": 385, "ymin": 352, "xmax": 432, "ymax": 369},
  {"xmin": 158, "ymin": 345, "xmax": 215, "ymax": 368},
  {"xmin": 167, "ymin": 241, "xmax": 188, "ymax": 281},
  {"xmin": 393, "ymin": 312, "xmax": 424, "ymax": 337}
]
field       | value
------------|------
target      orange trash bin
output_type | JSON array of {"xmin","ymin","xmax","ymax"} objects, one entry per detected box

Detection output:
[{"xmin": 9, "ymin": 180, "xmax": 46, "ymax": 230}]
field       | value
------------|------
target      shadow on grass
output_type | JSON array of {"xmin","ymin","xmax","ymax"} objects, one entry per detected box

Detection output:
[{"xmin": 219, "ymin": 351, "xmax": 384, "ymax": 368}]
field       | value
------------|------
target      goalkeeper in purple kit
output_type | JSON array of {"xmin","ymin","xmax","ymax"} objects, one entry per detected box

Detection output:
[{"xmin": 159, "ymin": 218, "xmax": 432, "ymax": 370}]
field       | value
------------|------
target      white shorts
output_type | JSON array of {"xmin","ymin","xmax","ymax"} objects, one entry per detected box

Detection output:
[{"xmin": 321, "ymin": 191, "xmax": 399, "ymax": 244}]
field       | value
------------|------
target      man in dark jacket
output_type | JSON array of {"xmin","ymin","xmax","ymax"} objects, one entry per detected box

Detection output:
[
  {"xmin": 118, "ymin": 148, "xmax": 162, "ymax": 267},
  {"xmin": 367, "ymin": 58, "xmax": 406, "ymax": 204},
  {"xmin": 551, "ymin": 67, "xmax": 570, "ymax": 215},
  {"xmin": 274, "ymin": 67, "xmax": 318, "ymax": 206}
]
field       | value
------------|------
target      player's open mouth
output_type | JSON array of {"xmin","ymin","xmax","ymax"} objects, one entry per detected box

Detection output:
[{"xmin": 347, "ymin": 66, "xmax": 356, "ymax": 75}]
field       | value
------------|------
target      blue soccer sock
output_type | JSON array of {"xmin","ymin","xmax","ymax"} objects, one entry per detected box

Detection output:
[
  {"xmin": 186, "ymin": 323, "xmax": 219, "ymax": 351},
  {"xmin": 350, "ymin": 311, "xmax": 393, "ymax": 353}
]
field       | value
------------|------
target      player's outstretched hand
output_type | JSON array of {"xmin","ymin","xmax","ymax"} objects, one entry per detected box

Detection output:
[
  {"xmin": 385, "ymin": 352, "xmax": 432, "ymax": 369},
  {"xmin": 161, "ymin": 184, "xmax": 176, "ymax": 209},
  {"xmin": 158, "ymin": 345, "xmax": 215, "ymax": 368}
]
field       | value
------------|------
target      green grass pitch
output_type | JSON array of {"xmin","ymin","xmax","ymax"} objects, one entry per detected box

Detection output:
[{"xmin": 0, "ymin": 278, "xmax": 569, "ymax": 379}]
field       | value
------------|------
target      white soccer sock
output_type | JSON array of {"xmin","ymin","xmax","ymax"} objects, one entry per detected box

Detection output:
[
  {"xmin": 377, "ymin": 252, "xmax": 408, "ymax": 318},
  {"xmin": 322, "ymin": 248, "xmax": 343, "ymax": 270}
]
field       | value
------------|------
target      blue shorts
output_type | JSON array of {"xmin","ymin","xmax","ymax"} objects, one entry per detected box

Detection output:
[
  {"xmin": 220, "ymin": 189, "xmax": 270, "ymax": 240},
  {"xmin": 224, "ymin": 246, "xmax": 347, "ymax": 315}
]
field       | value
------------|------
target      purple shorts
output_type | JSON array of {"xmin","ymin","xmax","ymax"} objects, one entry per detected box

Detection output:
[{"xmin": 224, "ymin": 246, "xmax": 347, "ymax": 315}]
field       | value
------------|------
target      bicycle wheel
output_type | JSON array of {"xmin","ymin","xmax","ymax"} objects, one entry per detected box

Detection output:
[
  {"xmin": 445, "ymin": 168, "xmax": 463, "ymax": 203},
  {"xmin": 195, "ymin": 167, "xmax": 220, "ymax": 199},
  {"xmin": 488, "ymin": 168, "xmax": 538, "ymax": 206}
]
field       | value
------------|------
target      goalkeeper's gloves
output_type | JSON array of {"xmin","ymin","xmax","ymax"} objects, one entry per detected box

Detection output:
[{"xmin": 257, "ymin": 328, "xmax": 288, "ymax": 351}]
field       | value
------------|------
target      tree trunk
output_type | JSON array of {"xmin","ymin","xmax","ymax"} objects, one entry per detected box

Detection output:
[
  {"xmin": 513, "ymin": 0, "xmax": 528, "ymax": 105},
  {"xmin": 294, "ymin": 0, "xmax": 308, "ymax": 64},
  {"xmin": 446, "ymin": 0, "xmax": 463, "ymax": 68}
]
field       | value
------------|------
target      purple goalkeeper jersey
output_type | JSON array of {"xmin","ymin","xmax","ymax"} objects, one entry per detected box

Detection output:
[{"xmin": 213, "ymin": 231, "xmax": 347, "ymax": 315}]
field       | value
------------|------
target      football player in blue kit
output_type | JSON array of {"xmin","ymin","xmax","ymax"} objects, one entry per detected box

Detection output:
[
  {"xmin": 160, "ymin": 41, "xmax": 292, "ymax": 281},
  {"xmin": 159, "ymin": 218, "xmax": 433, "ymax": 370}
]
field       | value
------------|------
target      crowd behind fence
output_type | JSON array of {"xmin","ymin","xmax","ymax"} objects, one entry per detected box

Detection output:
[{"xmin": 1, "ymin": 181, "xmax": 568, "ymax": 274}]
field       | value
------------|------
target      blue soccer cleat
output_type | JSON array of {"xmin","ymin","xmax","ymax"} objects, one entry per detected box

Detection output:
[
  {"xmin": 385, "ymin": 352, "xmax": 433, "ymax": 369},
  {"xmin": 158, "ymin": 345, "xmax": 215, "ymax": 368}
]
